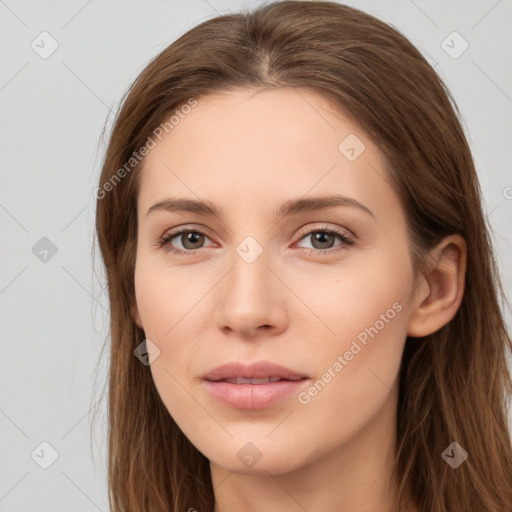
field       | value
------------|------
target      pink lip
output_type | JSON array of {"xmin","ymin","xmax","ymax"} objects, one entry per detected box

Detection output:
[
  {"xmin": 201, "ymin": 360, "xmax": 308, "ymax": 381},
  {"xmin": 201, "ymin": 361, "xmax": 309, "ymax": 410}
]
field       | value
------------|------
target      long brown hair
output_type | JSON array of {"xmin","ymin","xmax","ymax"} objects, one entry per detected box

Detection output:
[{"xmin": 94, "ymin": 1, "xmax": 512, "ymax": 510}]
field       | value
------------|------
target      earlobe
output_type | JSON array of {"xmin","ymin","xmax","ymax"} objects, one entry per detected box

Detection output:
[{"xmin": 407, "ymin": 234, "xmax": 467, "ymax": 338}]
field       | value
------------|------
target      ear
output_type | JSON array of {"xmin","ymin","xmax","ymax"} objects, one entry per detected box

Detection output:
[
  {"xmin": 407, "ymin": 234, "xmax": 467, "ymax": 338},
  {"xmin": 131, "ymin": 301, "xmax": 143, "ymax": 329}
]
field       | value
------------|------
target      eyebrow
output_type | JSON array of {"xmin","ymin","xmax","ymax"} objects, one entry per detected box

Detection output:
[{"xmin": 145, "ymin": 194, "xmax": 375, "ymax": 220}]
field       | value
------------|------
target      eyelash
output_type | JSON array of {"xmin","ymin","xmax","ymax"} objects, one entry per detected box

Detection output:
[{"xmin": 157, "ymin": 225, "xmax": 355, "ymax": 257}]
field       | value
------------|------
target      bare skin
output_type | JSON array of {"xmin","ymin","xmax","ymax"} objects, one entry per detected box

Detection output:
[{"xmin": 131, "ymin": 87, "xmax": 466, "ymax": 512}]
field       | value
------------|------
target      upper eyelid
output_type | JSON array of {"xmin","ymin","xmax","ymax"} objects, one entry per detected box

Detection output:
[
  {"xmin": 161, "ymin": 223, "xmax": 353, "ymax": 246},
  {"xmin": 162, "ymin": 222, "xmax": 350, "ymax": 236},
  {"xmin": 162, "ymin": 224, "xmax": 216, "ymax": 242},
  {"xmin": 296, "ymin": 223, "xmax": 352, "ymax": 237}
]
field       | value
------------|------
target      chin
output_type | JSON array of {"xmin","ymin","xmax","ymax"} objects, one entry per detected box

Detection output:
[
  {"xmin": 204, "ymin": 439, "xmax": 308, "ymax": 476},
  {"xmin": 215, "ymin": 457, "xmax": 302, "ymax": 476}
]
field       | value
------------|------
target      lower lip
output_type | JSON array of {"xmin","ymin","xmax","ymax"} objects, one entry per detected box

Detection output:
[{"xmin": 202, "ymin": 379, "xmax": 308, "ymax": 409}]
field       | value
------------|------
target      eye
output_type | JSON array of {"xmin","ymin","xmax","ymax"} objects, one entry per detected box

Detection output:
[
  {"xmin": 158, "ymin": 224, "xmax": 355, "ymax": 256},
  {"xmin": 294, "ymin": 225, "xmax": 355, "ymax": 255},
  {"xmin": 158, "ymin": 228, "xmax": 215, "ymax": 255}
]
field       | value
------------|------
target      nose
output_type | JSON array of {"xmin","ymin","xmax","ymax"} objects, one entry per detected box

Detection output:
[{"xmin": 213, "ymin": 248, "xmax": 288, "ymax": 339}]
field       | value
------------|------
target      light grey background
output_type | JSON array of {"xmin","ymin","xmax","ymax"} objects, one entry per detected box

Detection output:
[{"xmin": 1, "ymin": 0, "xmax": 511, "ymax": 510}]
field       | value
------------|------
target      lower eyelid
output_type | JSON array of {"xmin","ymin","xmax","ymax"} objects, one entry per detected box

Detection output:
[{"xmin": 161, "ymin": 227, "xmax": 353, "ymax": 253}]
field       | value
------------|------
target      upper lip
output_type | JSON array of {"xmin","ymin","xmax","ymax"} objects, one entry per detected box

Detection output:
[{"xmin": 202, "ymin": 361, "xmax": 308, "ymax": 382}]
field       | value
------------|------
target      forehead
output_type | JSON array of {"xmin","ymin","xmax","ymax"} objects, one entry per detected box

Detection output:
[
  {"xmin": 137, "ymin": 87, "xmax": 400, "ymax": 224},
  {"xmin": 145, "ymin": 87, "xmax": 366, "ymax": 169}
]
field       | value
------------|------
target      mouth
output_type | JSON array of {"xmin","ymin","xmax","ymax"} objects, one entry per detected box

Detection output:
[
  {"xmin": 201, "ymin": 360, "xmax": 309, "ymax": 409},
  {"xmin": 215, "ymin": 376, "xmax": 306, "ymax": 384},
  {"xmin": 202, "ymin": 360, "xmax": 308, "ymax": 382}
]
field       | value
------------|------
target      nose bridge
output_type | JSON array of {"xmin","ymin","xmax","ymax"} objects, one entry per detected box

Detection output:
[
  {"xmin": 227, "ymin": 240, "xmax": 273, "ymax": 311},
  {"xmin": 214, "ymin": 235, "xmax": 286, "ymax": 335}
]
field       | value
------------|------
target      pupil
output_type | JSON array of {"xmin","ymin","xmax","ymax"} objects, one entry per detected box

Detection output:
[
  {"xmin": 183, "ymin": 232, "xmax": 203, "ymax": 249},
  {"xmin": 313, "ymin": 232, "xmax": 333, "ymax": 249}
]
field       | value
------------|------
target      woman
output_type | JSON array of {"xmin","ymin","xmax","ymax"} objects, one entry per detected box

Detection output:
[{"xmin": 94, "ymin": 1, "xmax": 512, "ymax": 510}]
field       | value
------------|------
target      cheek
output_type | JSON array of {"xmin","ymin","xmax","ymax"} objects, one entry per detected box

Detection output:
[
  {"xmin": 287, "ymin": 246, "xmax": 412, "ymax": 405},
  {"xmin": 133, "ymin": 262, "xmax": 201, "ymax": 422},
  {"xmin": 297, "ymin": 279, "xmax": 407, "ymax": 409},
  {"xmin": 301, "ymin": 263, "xmax": 410, "ymax": 420},
  {"xmin": 133, "ymin": 253, "xmax": 205, "ymax": 339},
  {"xmin": 283, "ymin": 241, "xmax": 413, "ymax": 348},
  {"xmin": 133, "ymin": 255, "xmax": 210, "ymax": 389}
]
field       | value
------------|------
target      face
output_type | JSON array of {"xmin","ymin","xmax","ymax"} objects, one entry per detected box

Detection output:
[{"xmin": 133, "ymin": 87, "xmax": 418, "ymax": 475}]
